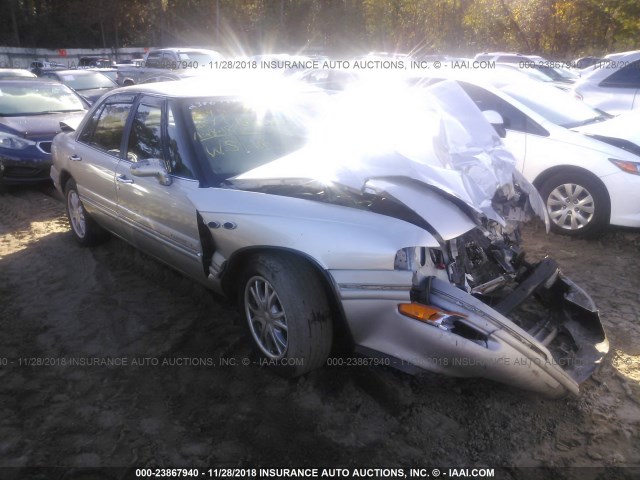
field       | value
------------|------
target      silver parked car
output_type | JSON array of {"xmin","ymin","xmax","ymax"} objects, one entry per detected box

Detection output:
[
  {"xmin": 50, "ymin": 75, "xmax": 607, "ymax": 398},
  {"xmin": 571, "ymin": 49, "xmax": 640, "ymax": 114}
]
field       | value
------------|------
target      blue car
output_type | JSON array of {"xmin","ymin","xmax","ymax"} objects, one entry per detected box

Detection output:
[{"xmin": 0, "ymin": 79, "xmax": 87, "ymax": 187}]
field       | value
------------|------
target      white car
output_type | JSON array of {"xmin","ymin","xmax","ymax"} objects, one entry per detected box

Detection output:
[
  {"xmin": 474, "ymin": 52, "xmax": 542, "ymax": 64},
  {"xmin": 571, "ymin": 50, "xmax": 640, "ymax": 114},
  {"xmin": 414, "ymin": 70, "xmax": 640, "ymax": 236}
]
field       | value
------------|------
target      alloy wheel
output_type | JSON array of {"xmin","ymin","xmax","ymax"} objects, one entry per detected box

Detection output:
[
  {"xmin": 244, "ymin": 275, "xmax": 288, "ymax": 359},
  {"xmin": 67, "ymin": 189, "xmax": 86, "ymax": 238}
]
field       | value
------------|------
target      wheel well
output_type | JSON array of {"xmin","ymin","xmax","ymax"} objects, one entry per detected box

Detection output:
[
  {"xmin": 221, "ymin": 247, "xmax": 354, "ymax": 352},
  {"xmin": 58, "ymin": 170, "xmax": 72, "ymax": 193},
  {"xmin": 532, "ymin": 166, "xmax": 610, "ymax": 204}
]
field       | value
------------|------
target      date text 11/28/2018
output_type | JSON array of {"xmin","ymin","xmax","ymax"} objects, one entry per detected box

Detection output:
[{"xmin": 135, "ymin": 467, "xmax": 495, "ymax": 478}]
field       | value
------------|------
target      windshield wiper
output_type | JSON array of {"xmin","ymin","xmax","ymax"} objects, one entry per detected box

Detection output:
[{"xmin": 563, "ymin": 114, "xmax": 611, "ymax": 128}]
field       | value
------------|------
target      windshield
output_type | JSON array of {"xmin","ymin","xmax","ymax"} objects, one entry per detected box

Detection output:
[
  {"xmin": 0, "ymin": 83, "xmax": 85, "ymax": 115},
  {"xmin": 187, "ymin": 94, "xmax": 320, "ymax": 178},
  {"xmin": 498, "ymin": 80, "xmax": 606, "ymax": 127},
  {"xmin": 60, "ymin": 72, "xmax": 115, "ymax": 90}
]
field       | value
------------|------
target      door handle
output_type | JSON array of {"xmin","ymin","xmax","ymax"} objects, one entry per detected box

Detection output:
[
  {"xmin": 116, "ymin": 174, "xmax": 134, "ymax": 184},
  {"xmin": 69, "ymin": 154, "xmax": 82, "ymax": 161}
]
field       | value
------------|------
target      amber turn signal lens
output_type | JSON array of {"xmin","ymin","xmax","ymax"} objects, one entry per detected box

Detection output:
[{"xmin": 399, "ymin": 303, "xmax": 450, "ymax": 323}]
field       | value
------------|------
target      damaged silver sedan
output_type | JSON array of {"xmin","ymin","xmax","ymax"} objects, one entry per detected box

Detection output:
[{"xmin": 50, "ymin": 74, "xmax": 608, "ymax": 397}]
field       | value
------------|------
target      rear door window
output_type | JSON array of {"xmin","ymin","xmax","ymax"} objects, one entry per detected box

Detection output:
[{"xmin": 78, "ymin": 95, "xmax": 136, "ymax": 156}]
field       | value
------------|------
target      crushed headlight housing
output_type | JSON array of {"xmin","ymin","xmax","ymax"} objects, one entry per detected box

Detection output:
[{"xmin": 394, "ymin": 247, "xmax": 446, "ymax": 271}]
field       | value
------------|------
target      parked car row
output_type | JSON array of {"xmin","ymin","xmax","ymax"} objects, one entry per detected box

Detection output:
[
  {"xmin": 4, "ymin": 48, "xmax": 640, "ymax": 236},
  {"xmin": 571, "ymin": 49, "xmax": 640, "ymax": 114},
  {"xmin": 474, "ymin": 50, "xmax": 640, "ymax": 114}
]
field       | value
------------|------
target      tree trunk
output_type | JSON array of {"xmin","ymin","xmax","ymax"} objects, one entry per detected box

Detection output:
[{"xmin": 9, "ymin": 0, "xmax": 21, "ymax": 46}]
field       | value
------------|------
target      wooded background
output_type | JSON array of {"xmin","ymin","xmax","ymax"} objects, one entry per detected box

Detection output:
[{"xmin": 1, "ymin": 0, "xmax": 639, "ymax": 58}]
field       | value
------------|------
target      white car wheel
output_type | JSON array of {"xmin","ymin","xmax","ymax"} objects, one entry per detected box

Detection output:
[{"xmin": 540, "ymin": 171, "xmax": 610, "ymax": 237}]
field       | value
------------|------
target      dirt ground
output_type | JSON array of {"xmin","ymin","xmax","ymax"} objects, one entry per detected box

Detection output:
[{"xmin": 1, "ymin": 185, "xmax": 639, "ymax": 478}]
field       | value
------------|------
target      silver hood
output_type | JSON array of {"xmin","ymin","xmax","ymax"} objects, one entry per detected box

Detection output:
[{"xmin": 233, "ymin": 80, "xmax": 549, "ymax": 232}]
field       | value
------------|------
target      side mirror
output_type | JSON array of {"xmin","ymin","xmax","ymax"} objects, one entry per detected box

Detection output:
[
  {"xmin": 59, "ymin": 121, "xmax": 75, "ymax": 133},
  {"xmin": 130, "ymin": 158, "xmax": 172, "ymax": 186},
  {"xmin": 483, "ymin": 110, "xmax": 507, "ymax": 138}
]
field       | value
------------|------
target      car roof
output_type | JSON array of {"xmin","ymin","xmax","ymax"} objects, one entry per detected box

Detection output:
[
  {"xmin": 577, "ymin": 50, "xmax": 640, "ymax": 82},
  {"xmin": 40, "ymin": 69, "xmax": 105, "ymax": 76},
  {"xmin": 0, "ymin": 68, "xmax": 37, "ymax": 77},
  {"xmin": 0, "ymin": 78, "xmax": 66, "ymax": 87},
  {"xmin": 411, "ymin": 64, "xmax": 525, "ymax": 83},
  {"xmin": 112, "ymin": 72, "xmax": 320, "ymax": 99},
  {"xmin": 148, "ymin": 47, "xmax": 221, "ymax": 54},
  {"xmin": 604, "ymin": 49, "xmax": 640, "ymax": 60},
  {"xmin": 475, "ymin": 51, "xmax": 522, "ymax": 56},
  {"xmin": 141, "ymin": 69, "xmax": 203, "ymax": 82},
  {"xmin": 474, "ymin": 52, "xmax": 548, "ymax": 62}
]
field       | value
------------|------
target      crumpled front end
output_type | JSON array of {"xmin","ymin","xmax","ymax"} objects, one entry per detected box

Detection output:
[
  {"xmin": 230, "ymin": 78, "xmax": 608, "ymax": 396},
  {"xmin": 390, "ymin": 226, "xmax": 608, "ymax": 397}
]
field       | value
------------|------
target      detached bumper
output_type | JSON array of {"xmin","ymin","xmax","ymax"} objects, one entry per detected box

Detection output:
[{"xmin": 332, "ymin": 261, "xmax": 608, "ymax": 398}]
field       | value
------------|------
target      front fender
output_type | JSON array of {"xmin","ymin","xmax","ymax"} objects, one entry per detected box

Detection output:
[{"xmin": 189, "ymin": 187, "xmax": 440, "ymax": 271}]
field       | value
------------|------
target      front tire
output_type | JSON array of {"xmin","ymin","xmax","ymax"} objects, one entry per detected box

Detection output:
[
  {"xmin": 65, "ymin": 179, "xmax": 107, "ymax": 246},
  {"xmin": 240, "ymin": 253, "xmax": 333, "ymax": 377},
  {"xmin": 539, "ymin": 170, "xmax": 610, "ymax": 237}
]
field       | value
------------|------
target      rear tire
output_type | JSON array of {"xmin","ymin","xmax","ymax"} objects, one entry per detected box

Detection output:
[
  {"xmin": 240, "ymin": 253, "xmax": 333, "ymax": 377},
  {"xmin": 65, "ymin": 179, "xmax": 107, "ymax": 246},
  {"xmin": 539, "ymin": 170, "xmax": 610, "ymax": 237}
]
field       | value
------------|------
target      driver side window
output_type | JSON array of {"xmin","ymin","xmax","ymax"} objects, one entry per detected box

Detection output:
[
  {"xmin": 127, "ymin": 103, "xmax": 163, "ymax": 163},
  {"xmin": 125, "ymin": 100, "xmax": 195, "ymax": 179}
]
